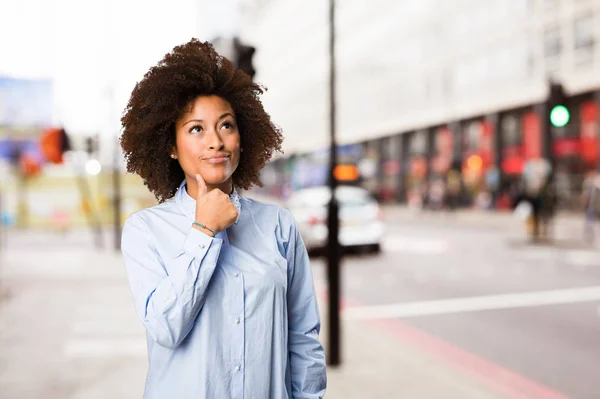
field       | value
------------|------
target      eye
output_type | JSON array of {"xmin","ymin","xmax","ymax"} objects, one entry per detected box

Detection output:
[
  {"xmin": 189, "ymin": 125, "xmax": 203, "ymax": 134},
  {"xmin": 221, "ymin": 121, "xmax": 236, "ymax": 130}
]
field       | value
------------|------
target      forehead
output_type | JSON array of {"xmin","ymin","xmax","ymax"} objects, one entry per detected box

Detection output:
[{"xmin": 184, "ymin": 95, "xmax": 234, "ymax": 117}]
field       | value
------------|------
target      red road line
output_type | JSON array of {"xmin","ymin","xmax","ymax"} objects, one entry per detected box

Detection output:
[{"xmin": 318, "ymin": 289, "xmax": 572, "ymax": 399}]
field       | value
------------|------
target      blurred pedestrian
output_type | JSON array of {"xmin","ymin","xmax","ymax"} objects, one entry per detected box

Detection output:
[
  {"xmin": 119, "ymin": 39, "xmax": 326, "ymax": 399},
  {"xmin": 512, "ymin": 179, "xmax": 542, "ymax": 242},
  {"xmin": 582, "ymin": 169, "xmax": 600, "ymax": 244},
  {"xmin": 539, "ymin": 179, "xmax": 557, "ymax": 239}
]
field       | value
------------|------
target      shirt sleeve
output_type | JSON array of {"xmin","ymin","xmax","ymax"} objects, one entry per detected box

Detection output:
[
  {"xmin": 284, "ymin": 212, "xmax": 327, "ymax": 399},
  {"xmin": 121, "ymin": 213, "xmax": 223, "ymax": 349}
]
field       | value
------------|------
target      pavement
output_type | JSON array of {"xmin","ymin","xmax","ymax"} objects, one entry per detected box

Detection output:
[{"xmin": 0, "ymin": 227, "xmax": 516, "ymax": 399}]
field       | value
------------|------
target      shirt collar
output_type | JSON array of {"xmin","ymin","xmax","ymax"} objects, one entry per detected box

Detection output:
[{"xmin": 175, "ymin": 179, "xmax": 241, "ymax": 225}]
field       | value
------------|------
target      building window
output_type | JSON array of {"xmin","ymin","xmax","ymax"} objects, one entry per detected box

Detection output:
[
  {"xmin": 544, "ymin": 26, "xmax": 562, "ymax": 58},
  {"xmin": 574, "ymin": 14, "xmax": 595, "ymax": 50}
]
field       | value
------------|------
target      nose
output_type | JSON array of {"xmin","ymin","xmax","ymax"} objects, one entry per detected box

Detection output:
[{"xmin": 206, "ymin": 128, "xmax": 224, "ymax": 151}]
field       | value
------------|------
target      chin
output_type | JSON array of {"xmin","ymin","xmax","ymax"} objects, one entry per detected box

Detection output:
[{"xmin": 201, "ymin": 172, "xmax": 231, "ymax": 185}]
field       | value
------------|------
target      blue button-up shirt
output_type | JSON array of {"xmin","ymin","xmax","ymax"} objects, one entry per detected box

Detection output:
[{"xmin": 121, "ymin": 181, "xmax": 327, "ymax": 399}]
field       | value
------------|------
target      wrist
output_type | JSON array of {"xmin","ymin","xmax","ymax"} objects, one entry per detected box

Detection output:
[{"xmin": 192, "ymin": 221, "xmax": 217, "ymax": 237}]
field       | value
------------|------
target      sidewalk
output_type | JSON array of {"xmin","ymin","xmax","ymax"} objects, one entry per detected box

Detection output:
[
  {"xmin": 319, "ymin": 307, "xmax": 509, "ymax": 399},
  {"xmin": 1, "ymin": 230, "xmax": 509, "ymax": 398}
]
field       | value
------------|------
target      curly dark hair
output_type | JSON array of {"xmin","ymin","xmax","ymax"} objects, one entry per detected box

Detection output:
[{"xmin": 120, "ymin": 39, "xmax": 283, "ymax": 203}]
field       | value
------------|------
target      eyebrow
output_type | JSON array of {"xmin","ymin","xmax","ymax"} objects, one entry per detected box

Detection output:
[{"xmin": 183, "ymin": 112, "xmax": 235, "ymax": 126}]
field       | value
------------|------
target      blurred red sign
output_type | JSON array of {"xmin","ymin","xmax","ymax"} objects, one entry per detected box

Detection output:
[
  {"xmin": 553, "ymin": 138, "xmax": 581, "ymax": 157},
  {"xmin": 502, "ymin": 156, "xmax": 524, "ymax": 175},
  {"xmin": 480, "ymin": 120, "xmax": 494, "ymax": 169},
  {"xmin": 522, "ymin": 111, "xmax": 541, "ymax": 159},
  {"xmin": 580, "ymin": 101, "xmax": 598, "ymax": 165}
]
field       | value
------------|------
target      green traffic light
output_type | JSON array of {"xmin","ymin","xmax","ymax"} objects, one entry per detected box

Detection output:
[{"xmin": 550, "ymin": 105, "xmax": 570, "ymax": 127}]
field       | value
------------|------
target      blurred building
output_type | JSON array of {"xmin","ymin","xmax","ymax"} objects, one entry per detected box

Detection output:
[{"xmin": 240, "ymin": 0, "xmax": 600, "ymax": 209}]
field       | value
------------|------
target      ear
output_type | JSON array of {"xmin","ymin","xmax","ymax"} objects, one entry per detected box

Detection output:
[{"xmin": 170, "ymin": 147, "xmax": 178, "ymax": 159}]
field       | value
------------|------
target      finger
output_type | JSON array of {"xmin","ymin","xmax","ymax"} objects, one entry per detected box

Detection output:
[{"xmin": 196, "ymin": 174, "xmax": 207, "ymax": 197}]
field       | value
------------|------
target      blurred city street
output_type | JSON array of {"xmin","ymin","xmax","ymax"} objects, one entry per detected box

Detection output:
[
  {"xmin": 2, "ymin": 204, "xmax": 599, "ymax": 398},
  {"xmin": 2, "ymin": 0, "xmax": 600, "ymax": 398}
]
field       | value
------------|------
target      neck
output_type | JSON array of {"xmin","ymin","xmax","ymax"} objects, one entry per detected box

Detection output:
[{"xmin": 185, "ymin": 177, "xmax": 233, "ymax": 201}]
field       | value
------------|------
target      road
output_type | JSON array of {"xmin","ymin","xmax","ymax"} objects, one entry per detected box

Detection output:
[
  {"xmin": 310, "ymin": 209, "xmax": 600, "ymax": 399},
  {"xmin": 1, "ymin": 208, "xmax": 599, "ymax": 398}
]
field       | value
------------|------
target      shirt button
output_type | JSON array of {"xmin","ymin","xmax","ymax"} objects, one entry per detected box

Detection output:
[
  {"xmin": 199, "ymin": 244, "xmax": 206, "ymax": 249},
  {"xmin": 235, "ymin": 317, "xmax": 240, "ymax": 325},
  {"xmin": 234, "ymin": 272, "xmax": 239, "ymax": 277},
  {"xmin": 234, "ymin": 365, "xmax": 241, "ymax": 372}
]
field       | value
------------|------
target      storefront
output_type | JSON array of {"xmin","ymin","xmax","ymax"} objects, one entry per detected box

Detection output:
[
  {"xmin": 460, "ymin": 118, "xmax": 496, "ymax": 201},
  {"xmin": 379, "ymin": 135, "xmax": 402, "ymax": 202},
  {"xmin": 406, "ymin": 130, "xmax": 428, "ymax": 206},
  {"xmin": 553, "ymin": 98, "xmax": 599, "ymax": 209}
]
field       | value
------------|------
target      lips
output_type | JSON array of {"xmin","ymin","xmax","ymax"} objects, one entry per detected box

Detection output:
[{"xmin": 205, "ymin": 155, "xmax": 230, "ymax": 164}]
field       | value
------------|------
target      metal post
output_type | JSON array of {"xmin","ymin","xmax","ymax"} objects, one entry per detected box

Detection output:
[
  {"xmin": 399, "ymin": 133, "xmax": 410, "ymax": 203},
  {"xmin": 489, "ymin": 113, "xmax": 503, "ymax": 203},
  {"xmin": 113, "ymin": 133, "xmax": 122, "ymax": 251},
  {"xmin": 109, "ymin": 86, "xmax": 122, "ymax": 251},
  {"xmin": 74, "ymin": 171, "xmax": 104, "ymax": 249},
  {"xmin": 538, "ymin": 100, "xmax": 552, "ymax": 172},
  {"xmin": 327, "ymin": 0, "xmax": 341, "ymax": 367},
  {"xmin": 595, "ymin": 90, "xmax": 600, "ymax": 170}
]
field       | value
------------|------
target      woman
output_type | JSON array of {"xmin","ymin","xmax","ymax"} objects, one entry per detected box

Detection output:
[{"xmin": 120, "ymin": 39, "xmax": 326, "ymax": 399}]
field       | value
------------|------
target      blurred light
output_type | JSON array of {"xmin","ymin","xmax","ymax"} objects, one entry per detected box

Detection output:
[
  {"xmin": 85, "ymin": 159, "xmax": 102, "ymax": 176},
  {"xmin": 308, "ymin": 215, "xmax": 324, "ymax": 226},
  {"xmin": 334, "ymin": 164, "xmax": 359, "ymax": 181},
  {"xmin": 357, "ymin": 158, "xmax": 377, "ymax": 178},
  {"xmin": 550, "ymin": 105, "xmax": 570, "ymax": 127},
  {"xmin": 466, "ymin": 154, "xmax": 483, "ymax": 170}
]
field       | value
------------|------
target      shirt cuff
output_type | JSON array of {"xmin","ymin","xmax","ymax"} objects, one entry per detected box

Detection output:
[{"xmin": 181, "ymin": 226, "xmax": 222, "ymax": 256}]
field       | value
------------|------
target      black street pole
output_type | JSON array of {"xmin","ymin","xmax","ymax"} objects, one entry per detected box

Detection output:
[{"xmin": 327, "ymin": 0, "xmax": 341, "ymax": 367}]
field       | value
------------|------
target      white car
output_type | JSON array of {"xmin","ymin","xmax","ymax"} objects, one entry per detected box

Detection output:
[{"xmin": 286, "ymin": 185, "xmax": 384, "ymax": 254}]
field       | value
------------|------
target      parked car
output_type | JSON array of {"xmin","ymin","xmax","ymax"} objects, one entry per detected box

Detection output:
[{"xmin": 285, "ymin": 185, "xmax": 384, "ymax": 254}]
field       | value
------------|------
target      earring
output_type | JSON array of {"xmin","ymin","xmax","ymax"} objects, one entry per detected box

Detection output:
[{"xmin": 171, "ymin": 154, "xmax": 177, "ymax": 159}]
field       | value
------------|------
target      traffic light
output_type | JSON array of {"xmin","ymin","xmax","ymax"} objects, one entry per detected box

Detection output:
[
  {"xmin": 234, "ymin": 38, "xmax": 256, "ymax": 80},
  {"xmin": 40, "ymin": 127, "xmax": 71, "ymax": 164},
  {"xmin": 548, "ymin": 82, "xmax": 570, "ymax": 128}
]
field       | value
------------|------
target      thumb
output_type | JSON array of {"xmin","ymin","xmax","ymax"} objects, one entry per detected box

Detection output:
[{"xmin": 196, "ymin": 174, "xmax": 207, "ymax": 197}]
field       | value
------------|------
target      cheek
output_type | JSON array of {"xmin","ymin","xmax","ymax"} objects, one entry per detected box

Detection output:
[
  {"xmin": 178, "ymin": 136, "xmax": 204, "ymax": 157},
  {"xmin": 228, "ymin": 134, "xmax": 242, "ymax": 153}
]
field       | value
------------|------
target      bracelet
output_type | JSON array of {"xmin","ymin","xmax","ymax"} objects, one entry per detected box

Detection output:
[{"xmin": 192, "ymin": 222, "xmax": 217, "ymax": 237}]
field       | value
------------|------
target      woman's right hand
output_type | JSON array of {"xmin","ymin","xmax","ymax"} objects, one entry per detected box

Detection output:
[{"xmin": 193, "ymin": 174, "xmax": 239, "ymax": 236}]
